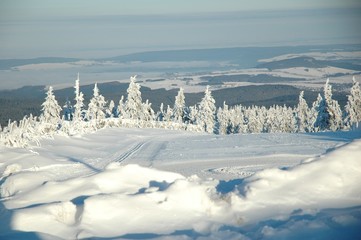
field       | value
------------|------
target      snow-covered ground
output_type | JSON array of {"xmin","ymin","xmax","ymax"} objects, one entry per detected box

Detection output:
[{"xmin": 1, "ymin": 128, "xmax": 361, "ymax": 239}]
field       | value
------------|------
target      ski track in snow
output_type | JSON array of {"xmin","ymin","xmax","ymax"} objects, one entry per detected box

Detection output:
[{"xmin": 115, "ymin": 141, "xmax": 147, "ymax": 162}]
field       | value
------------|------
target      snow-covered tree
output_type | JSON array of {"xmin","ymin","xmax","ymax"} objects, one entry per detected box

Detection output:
[
  {"xmin": 117, "ymin": 96, "xmax": 125, "ymax": 118},
  {"xmin": 40, "ymin": 86, "xmax": 62, "ymax": 133},
  {"xmin": 188, "ymin": 105, "xmax": 198, "ymax": 125},
  {"xmin": 124, "ymin": 76, "xmax": 143, "ymax": 120},
  {"xmin": 156, "ymin": 103, "xmax": 165, "ymax": 121},
  {"xmin": 173, "ymin": 88, "xmax": 186, "ymax": 123},
  {"xmin": 63, "ymin": 97, "xmax": 73, "ymax": 121},
  {"xmin": 73, "ymin": 73, "xmax": 85, "ymax": 122},
  {"xmin": 282, "ymin": 105, "xmax": 297, "ymax": 133},
  {"xmin": 314, "ymin": 94, "xmax": 330, "ymax": 131},
  {"xmin": 295, "ymin": 91, "xmax": 309, "ymax": 132},
  {"xmin": 197, "ymin": 86, "xmax": 216, "ymax": 133},
  {"xmin": 164, "ymin": 105, "xmax": 173, "ymax": 122},
  {"xmin": 217, "ymin": 102, "xmax": 230, "ymax": 134},
  {"xmin": 142, "ymin": 99, "xmax": 155, "ymax": 122},
  {"xmin": 245, "ymin": 106, "xmax": 265, "ymax": 133},
  {"xmin": 324, "ymin": 79, "xmax": 343, "ymax": 131},
  {"xmin": 345, "ymin": 76, "xmax": 361, "ymax": 129},
  {"xmin": 86, "ymin": 83, "xmax": 106, "ymax": 121},
  {"xmin": 310, "ymin": 93, "xmax": 322, "ymax": 132},
  {"xmin": 314, "ymin": 79, "xmax": 342, "ymax": 131},
  {"xmin": 106, "ymin": 100, "xmax": 116, "ymax": 118}
]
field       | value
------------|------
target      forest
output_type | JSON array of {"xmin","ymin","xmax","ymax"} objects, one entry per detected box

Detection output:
[{"xmin": 0, "ymin": 75, "xmax": 360, "ymax": 148}]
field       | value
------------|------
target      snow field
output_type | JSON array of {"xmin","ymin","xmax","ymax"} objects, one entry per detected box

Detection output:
[{"xmin": 0, "ymin": 128, "xmax": 361, "ymax": 239}]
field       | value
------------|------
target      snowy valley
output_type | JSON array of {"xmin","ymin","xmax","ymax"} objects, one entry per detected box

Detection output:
[{"xmin": 2, "ymin": 2, "xmax": 361, "ymax": 239}]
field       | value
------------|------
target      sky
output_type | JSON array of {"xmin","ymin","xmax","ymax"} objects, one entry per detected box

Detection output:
[{"xmin": 0, "ymin": 0, "xmax": 361, "ymax": 59}]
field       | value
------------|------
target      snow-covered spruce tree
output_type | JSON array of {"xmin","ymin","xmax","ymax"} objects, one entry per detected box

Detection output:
[
  {"xmin": 86, "ymin": 83, "xmax": 106, "ymax": 127},
  {"xmin": 156, "ymin": 103, "xmax": 165, "ymax": 121},
  {"xmin": 228, "ymin": 105, "xmax": 247, "ymax": 134},
  {"xmin": 295, "ymin": 91, "xmax": 310, "ymax": 132},
  {"xmin": 197, "ymin": 86, "xmax": 216, "ymax": 133},
  {"xmin": 314, "ymin": 93, "xmax": 329, "ymax": 131},
  {"xmin": 217, "ymin": 102, "xmax": 230, "ymax": 134},
  {"xmin": 63, "ymin": 97, "xmax": 73, "ymax": 121},
  {"xmin": 173, "ymin": 88, "xmax": 186, "ymax": 123},
  {"xmin": 264, "ymin": 105, "xmax": 277, "ymax": 133},
  {"xmin": 246, "ymin": 106, "xmax": 265, "ymax": 133},
  {"xmin": 124, "ymin": 76, "xmax": 144, "ymax": 120},
  {"xmin": 73, "ymin": 74, "xmax": 85, "ymax": 122},
  {"xmin": 282, "ymin": 105, "xmax": 297, "ymax": 133},
  {"xmin": 142, "ymin": 99, "xmax": 155, "ymax": 123},
  {"xmin": 106, "ymin": 100, "xmax": 115, "ymax": 118},
  {"xmin": 314, "ymin": 79, "xmax": 343, "ymax": 131},
  {"xmin": 117, "ymin": 95, "xmax": 125, "ymax": 118},
  {"xmin": 310, "ymin": 93, "xmax": 323, "ymax": 132},
  {"xmin": 39, "ymin": 86, "xmax": 62, "ymax": 134},
  {"xmin": 188, "ymin": 105, "xmax": 198, "ymax": 125},
  {"xmin": 324, "ymin": 79, "xmax": 343, "ymax": 131},
  {"xmin": 345, "ymin": 76, "xmax": 361, "ymax": 129},
  {"xmin": 164, "ymin": 105, "xmax": 173, "ymax": 122}
]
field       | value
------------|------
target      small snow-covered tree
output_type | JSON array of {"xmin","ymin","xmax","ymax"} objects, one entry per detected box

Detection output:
[
  {"xmin": 73, "ymin": 73, "xmax": 85, "ymax": 122},
  {"xmin": 173, "ymin": 88, "xmax": 186, "ymax": 123},
  {"xmin": 106, "ymin": 100, "xmax": 116, "ymax": 118},
  {"xmin": 124, "ymin": 76, "xmax": 143, "ymax": 120},
  {"xmin": 86, "ymin": 83, "xmax": 106, "ymax": 121},
  {"xmin": 156, "ymin": 103, "xmax": 165, "ymax": 121},
  {"xmin": 117, "ymin": 95, "xmax": 125, "ymax": 118},
  {"xmin": 40, "ymin": 86, "xmax": 62, "ymax": 133},
  {"xmin": 63, "ymin": 97, "xmax": 73, "ymax": 121},
  {"xmin": 142, "ymin": 99, "xmax": 155, "ymax": 122},
  {"xmin": 188, "ymin": 105, "xmax": 198, "ymax": 125},
  {"xmin": 345, "ymin": 76, "xmax": 361, "ymax": 128},
  {"xmin": 164, "ymin": 105, "xmax": 173, "ymax": 122},
  {"xmin": 197, "ymin": 86, "xmax": 216, "ymax": 133}
]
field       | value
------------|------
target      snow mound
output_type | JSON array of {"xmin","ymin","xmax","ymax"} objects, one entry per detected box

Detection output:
[
  {"xmin": 1, "ymin": 139, "xmax": 361, "ymax": 239},
  {"xmin": 2, "ymin": 164, "xmax": 230, "ymax": 239}
]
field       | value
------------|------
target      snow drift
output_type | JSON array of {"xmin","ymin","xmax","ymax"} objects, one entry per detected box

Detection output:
[{"xmin": 1, "ymin": 137, "xmax": 361, "ymax": 239}]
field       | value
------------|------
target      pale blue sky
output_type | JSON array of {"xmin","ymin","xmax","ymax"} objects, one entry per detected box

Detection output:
[{"xmin": 1, "ymin": 0, "xmax": 360, "ymax": 58}]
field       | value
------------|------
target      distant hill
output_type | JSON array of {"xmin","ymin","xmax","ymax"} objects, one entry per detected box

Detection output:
[
  {"xmin": 0, "ymin": 57, "xmax": 80, "ymax": 70},
  {"xmin": 257, "ymin": 56, "xmax": 361, "ymax": 71}
]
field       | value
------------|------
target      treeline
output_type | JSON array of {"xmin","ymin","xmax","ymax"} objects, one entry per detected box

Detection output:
[{"xmin": 0, "ymin": 75, "xmax": 360, "ymax": 148}]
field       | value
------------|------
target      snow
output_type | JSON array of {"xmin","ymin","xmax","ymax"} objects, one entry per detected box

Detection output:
[
  {"xmin": 258, "ymin": 51, "xmax": 361, "ymax": 63},
  {"xmin": 1, "ymin": 128, "xmax": 361, "ymax": 239}
]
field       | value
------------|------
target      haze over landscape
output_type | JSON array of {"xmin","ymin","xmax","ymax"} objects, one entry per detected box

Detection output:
[{"xmin": 1, "ymin": 1, "xmax": 361, "ymax": 239}]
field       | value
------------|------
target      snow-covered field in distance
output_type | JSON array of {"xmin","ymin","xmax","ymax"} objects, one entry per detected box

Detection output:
[{"xmin": 1, "ymin": 127, "xmax": 361, "ymax": 239}]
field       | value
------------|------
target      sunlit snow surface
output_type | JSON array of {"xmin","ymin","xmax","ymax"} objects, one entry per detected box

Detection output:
[{"xmin": 1, "ymin": 128, "xmax": 361, "ymax": 239}]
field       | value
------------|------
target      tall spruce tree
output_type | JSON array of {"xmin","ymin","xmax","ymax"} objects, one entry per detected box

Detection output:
[
  {"xmin": 296, "ymin": 91, "xmax": 310, "ymax": 132},
  {"xmin": 40, "ymin": 86, "xmax": 62, "ymax": 133},
  {"xmin": 125, "ymin": 76, "xmax": 143, "ymax": 120},
  {"xmin": 73, "ymin": 73, "xmax": 85, "ymax": 122},
  {"xmin": 87, "ymin": 83, "xmax": 106, "ymax": 121},
  {"xmin": 173, "ymin": 88, "xmax": 186, "ymax": 123},
  {"xmin": 198, "ymin": 86, "xmax": 216, "ymax": 133},
  {"xmin": 314, "ymin": 79, "xmax": 342, "ymax": 131}
]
